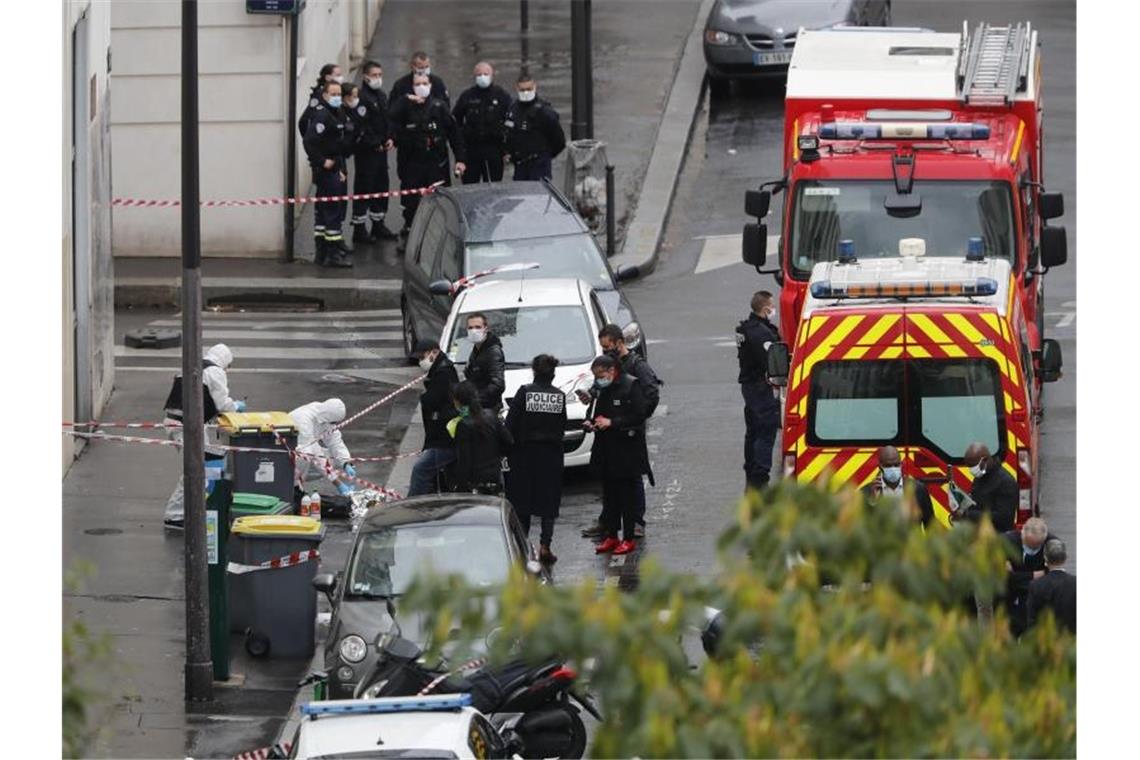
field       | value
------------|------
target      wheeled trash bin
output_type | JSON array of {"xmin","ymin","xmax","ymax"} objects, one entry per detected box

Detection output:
[
  {"xmin": 230, "ymin": 492, "xmax": 293, "ymax": 521},
  {"xmin": 227, "ymin": 515, "xmax": 324, "ymax": 657},
  {"xmin": 217, "ymin": 412, "xmax": 298, "ymax": 504}
]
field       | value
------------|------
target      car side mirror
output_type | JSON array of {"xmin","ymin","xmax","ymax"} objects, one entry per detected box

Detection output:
[
  {"xmin": 766, "ymin": 342, "xmax": 790, "ymax": 386},
  {"xmin": 745, "ymin": 189, "xmax": 771, "ymax": 219},
  {"xmin": 1039, "ymin": 192, "xmax": 1064, "ymax": 221},
  {"xmin": 1040, "ymin": 226, "xmax": 1067, "ymax": 268},
  {"xmin": 1039, "ymin": 339, "xmax": 1063, "ymax": 382},
  {"xmin": 742, "ymin": 223, "xmax": 767, "ymax": 267},
  {"xmin": 615, "ymin": 264, "xmax": 640, "ymax": 282},
  {"xmin": 313, "ymin": 573, "xmax": 337, "ymax": 602},
  {"xmin": 429, "ymin": 279, "xmax": 454, "ymax": 296}
]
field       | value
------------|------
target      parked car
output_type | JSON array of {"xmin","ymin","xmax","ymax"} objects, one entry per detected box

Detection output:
[
  {"xmin": 400, "ymin": 180, "xmax": 645, "ymax": 362},
  {"xmin": 313, "ymin": 495, "xmax": 550, "ymax": 699},
  {"xmin": 703, "ymin": 0, "xmax": 892, "ymax": 93},
  {"xmin": 440, "ymin": 278, "xmax": 607, "ymax": 468}
]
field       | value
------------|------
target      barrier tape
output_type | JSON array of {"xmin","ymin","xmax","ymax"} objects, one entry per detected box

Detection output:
[
  {"xmin": 334, "ymin": 373, "xmax": 426, "ymax": 432},
  {"xmin": 62, "ymin": 420, "xmax": 190, "ymax": 430},
  {"xmin": 447, "ymin": 261, "xmax": 541, "ymax": 295},
  {"xmin": 417, "ymin": 657, "xmax": 488, "ymax": 696},
  {"xmin": 234, "ymin": 742, "xmax": 290, "ymax": 760},
  {"xmin": 227, "ymin": 549, "xmax": 320, "ymax": 575},
  {"xmin": 113, "ymin": 181, "xmax": 442, "ymax": 209}
]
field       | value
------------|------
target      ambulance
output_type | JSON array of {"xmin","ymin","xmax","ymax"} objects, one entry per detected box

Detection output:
[{"xmin": 764, "ymin": 239, "xmax": 1063, "ymax": 528}]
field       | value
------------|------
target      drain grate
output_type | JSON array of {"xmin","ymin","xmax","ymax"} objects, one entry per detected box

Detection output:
[{"xmin": 206, "ymin": 293, "xmax": 324, "ymax": 313}]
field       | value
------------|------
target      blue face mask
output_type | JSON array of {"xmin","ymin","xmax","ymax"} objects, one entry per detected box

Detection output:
[
  {"xmin": 327, "ymin": 95, "xmax": 343, "ymax": 108},
  {"xmin": 881, "ymin": 466, "xmax": 902, "ymax": 486},
  {"xmin": 594, "ymin": 376, "xmax": 612, "ymax": 389}
]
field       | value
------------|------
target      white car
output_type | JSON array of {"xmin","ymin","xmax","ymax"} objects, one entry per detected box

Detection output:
[
  {"xmin": 286, "ymin": 693, "xmax": 514, "ymax": 759},
  {"xmin": 441, "ymin": 278, "xmax": 607, "ymax": 467}
]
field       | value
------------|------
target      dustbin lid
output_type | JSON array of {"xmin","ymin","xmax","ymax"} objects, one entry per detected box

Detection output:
[
  {"xmin": 218, "ymin": 411, "xmax": 297, "ymax": 433},
  {"xmin": 232, "ymin": 515, "xmax": 321, "ymax": 536},
  {"xmin": 232, "ymin": 492, "xmax": 288, "ymax": 510}
]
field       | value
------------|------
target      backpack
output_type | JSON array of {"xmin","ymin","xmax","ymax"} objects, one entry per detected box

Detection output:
[{"xmin": 163, "ymin": 360, "xmax": 219, "ymax": 423}]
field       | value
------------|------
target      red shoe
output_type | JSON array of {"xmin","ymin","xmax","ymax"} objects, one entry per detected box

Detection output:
[
  {"xmin": 613, "ymin": 539, "xmax": 637, "ymax": 555},
  {"xmin": 595, "ymin": 537, "xmax": 620, "ymax": 553}
]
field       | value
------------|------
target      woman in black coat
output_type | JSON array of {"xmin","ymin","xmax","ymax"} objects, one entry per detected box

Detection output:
[{"xmin": 448, "ymin": 381, "xmax": 512, "ymax": 495}]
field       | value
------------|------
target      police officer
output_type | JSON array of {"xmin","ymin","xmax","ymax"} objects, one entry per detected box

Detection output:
[
  {"xmin": 390, "ymin": 51, "xmax": 450, "ymax": 106},
  {"xmin": 452, "ymin": 62, "xmax": 511, "ymax": 184},
  {"xmin": 505, "ymin": 74, "xmax": 566, "ymax": 181},
  {"xmin": 298, "ymin": 63, "xmax": 342, "ymax": 138},
  {"xmin": 386, "ymin": 73, "xmax": 467, "ymax": 239},
  {"xmin": 351, "ymin": 61, "xmax": 397, "ymax": 243},
  {"xmin": 506, "ymin": 354, "xmax": 568, "ymax": 565},
  {"xmin": 737, "ymin": 290, "xmax": 781, "ymax": 490},
  {"xmin": 302, "ymin": 80, "xmax": 353, "ymax": 268}
]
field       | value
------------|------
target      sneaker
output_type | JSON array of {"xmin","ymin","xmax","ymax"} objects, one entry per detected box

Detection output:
[
  {"xmin": 163, "ymin": 518, "xmax": 184, "ymax": 531},
  {"xmin": 613, "ymin": 539, "xmax": 637, "ymax": 556},
  {"xmin": 594, "ymin": 536, "xmax": 620, "ymax": 554},
  {"xmin": 634, "ymin": 523, "xmax": 646, "ymax": 539},
  {"xmin": 539, "ymin": 545, "xmax": 558, "ymax": 565},
  {"xmin": 581, "ymin": 520, "xmax": 606, "ymax": 538}
]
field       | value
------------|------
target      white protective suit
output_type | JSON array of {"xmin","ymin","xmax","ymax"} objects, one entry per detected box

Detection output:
[{"xmin": 290, "ymin": 398, "xmax": 352, "ymax": 483}]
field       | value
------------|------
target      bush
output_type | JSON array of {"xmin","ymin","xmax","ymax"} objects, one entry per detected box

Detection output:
[{"xmin": 62, "ymin": 561, "xmax": 118, "ymax": 759}]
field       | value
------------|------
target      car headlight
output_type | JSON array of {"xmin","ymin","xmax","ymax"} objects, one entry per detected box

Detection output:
[
  {"xmin": 705, "ymin": 29, "xmax": 739, "ymax": 46},
  {"xmin": 339, "ymin": 634, "xmax": 367, "ymax": 663},
  {"xmin": 622, "ymin": 321, "xmax": 643, "ymax": 350}
]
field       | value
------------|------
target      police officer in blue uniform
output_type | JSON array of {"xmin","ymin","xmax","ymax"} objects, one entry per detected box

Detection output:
[
  {"xmin": 302, "ymin": 80, "xmax": 353, "ymax": 268},
  {"xmin": 452, "ymin": 62, "xmax": 511, "ymax": 184},
  {"xmin": 298, "ymin": 63, "xmax": 342, "ymax": 242},
  {"xmin": 504, "ymin": 74, "xmax": 566, "ymax": 181},
  {"xmin": 737, "ymin": 290, "xmax": 782, "ymax": 491},
  {"xmin": 389, "ymin": 51, "xmax": 450, "ymax": 106},
  {"xmin": 351, "ymin": 61, "xmax": 397, "ymax": 243}
]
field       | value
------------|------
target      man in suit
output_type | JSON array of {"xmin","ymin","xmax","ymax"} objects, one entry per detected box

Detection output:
[
  {"xmin": 1003, "ymin": 517, "xmax": 1060, "ymax": 637},
  {"xmin": 860, "ymin": 445, "xmax": 935, "ymax": 528},
  {"xmin": 961, "ymin": 442, "xmax": 1018, "ymax": 532},
  {"xmin": 1027, "ymin": 539, "xmax": 1076, "ymax": 634}
]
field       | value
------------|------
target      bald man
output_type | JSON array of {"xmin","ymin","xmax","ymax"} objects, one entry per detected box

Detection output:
[
  {"xmin": 961, "ymin": 442, "xmax": 1018, "ymax": 532},
  {"xmin": 860, "ymin": 445, "xmax": 934, "ymax": 528},
  {"xmin": 452, "ymin": 62, "xmax": 512, "ymax": 183}
]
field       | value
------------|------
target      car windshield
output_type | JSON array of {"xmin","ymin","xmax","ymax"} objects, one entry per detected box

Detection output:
[
  {"xmin": 346, "ymin": 524, "xmax": 510, "ymax": 598},
  {"xmin": 448, "ymin": 305, "xmax": 596, "ymax": 367},
  {"xmin": 465, "ymin": 234, "xmax": 613, "ymax": 290},
  {"xmin": 789, "ymin": 180, "xmax": 1015, "ymax": 277}
]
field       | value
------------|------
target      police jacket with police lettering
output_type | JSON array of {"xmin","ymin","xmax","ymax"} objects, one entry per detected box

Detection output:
[
  {"xmin": 505, "ymin": 97, "xmax": 567, "ymax": 162},
  {"xmin": 388, "ymin": 96, "xmax": 467, "ymax": 163},
  {"xmin": 420, "ymin": 354, "xmax": 461, "ymax": 450},
  {"xmin": 303, "ymin": 103, "xmax": 351, "ymax": 171},
  {"xmin": 588, "ymin": 373, "xmax": 651, "ymax": 479},
  {"xmin": 506, "ymin": 382, "xmax": 567, "ymax": 445},
  {"xmin": 390, "ymin": 72, "xmax": 451, "ymax": 106},
  {"xmin": 356, "ymin": 85, "xmax": 390, "ymax": 151},
  {"xmin": 452, "ymin": 84, "xmax": 512, "ymax": 147},
  {"xmin": 736, "ymin": 312, "xmax": 781, "ymax": 384},
  {"xmin": 464, "ymin": 334, "xmax": 506, "ymax": 411},
  {"xmin": 297, "ymin": 84, "xmax": 324, "ymax": 138}
]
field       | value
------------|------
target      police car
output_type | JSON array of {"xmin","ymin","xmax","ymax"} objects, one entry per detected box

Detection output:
[
  {"xmin": 440, "ymin": 278, "xmax": 608, "ymax": 467},
  {"xmin": 284, "ymin": 693, "xmax": 517, "ymax": 759}
]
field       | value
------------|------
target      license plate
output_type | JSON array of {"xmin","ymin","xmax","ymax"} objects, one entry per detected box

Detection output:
[{"xmin": 753, "ymin": 51, "xmax": 793, "ymax": 66}]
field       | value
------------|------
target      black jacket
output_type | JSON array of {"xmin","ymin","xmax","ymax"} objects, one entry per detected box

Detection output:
[
  {"xmin": 297, "ymin": 84, "xmax": 324, "ymax": 138},
  {"xmin": 1027, "ymin": 569, "xmax": 1076, "ymax": 634},
  {"xmin": 302, "ymin": 103, "xmax": 351, "ymax": 171},
  {"xmin": 420, "ymin": 354, "xmax": 460, "ymax": 450},
  {"xmin": 388, "ymin": 96, "xmax": 467, "ymax": 165},
  {"xmin": 967, "ymin": 466, "xmax": 1019, "ymax": 532},
  {"xmin": 505, "ymin": 97, "xmax": 566, "ymax": 162},
  {"xmin": 390, "ymin": 72, "xmax": 450, "ymax": 106},
  {"xmin": 506, "ymin": 382, "xmax": 567, "ymax": 445},
  {"xmin": 1002, "ymin": 529, "xmax": 1060, "ymax": 635},
  {"xmin": 860, "ymin": 476, "xmax": 935, "ymax": 527},
  {"xmin": 618, "ymin": 351, "xmax": 662, "ymax": 417},
  {"xmin": 451, "ymin": 411, "xmax": 513, "ymax": 492},
  {"xmin": 464, "ymin": 334, "xmax": 506, "ymax": 411},
  {"xmin": 588, "ymin": 373, "xmax": 651, "ymax": 480},
  {"xmin": 355, "ymin": 85, "xmax": 390, "ymax": 151},
  {"xmin": 453, "ymin": 84, "xmax": 512, "ymax": 147},
  {"xmin": 736, "ymin": 312, "xmax": 781, "ymax": 385}
]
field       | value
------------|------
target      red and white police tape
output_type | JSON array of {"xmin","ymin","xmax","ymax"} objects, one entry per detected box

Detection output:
[
  {"xmin": 113, "ymin": 181, "xmax": 442, "ymax": 209},
  {"xmin": 227, "ymin": 549, "xmax": 320, "ymax": 576},
  {"xmin": 417, "ymin": 657, "xmax": 488, "ymax": 696},
  {"xmin": 234, "ymin": 742, "xmax": 290, "ymax": 760},
  {"xmin": 333, "ymin": 373, "xmax": 426, "ymax": 432},
  {"xmin": 62, "ymin": 420, "xmax": 190, "ymax": 430}
]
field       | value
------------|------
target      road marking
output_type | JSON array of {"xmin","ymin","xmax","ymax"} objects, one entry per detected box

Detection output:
[
  {"xmin": 115, "ymin": 346, "xmax": 404, "ymax": 360},
  {"xmin": 608, "ymin": 555, "xmax": 627, "ymax": 567},
  {"xmin": 1046, "ymin": 301, "xmax": 1076, "ymax": 329},
  {"xmin": 198, "ymin": 329, "xmax": 402, "ymax": 342},
  {"xmin": 150, "ymin": 319, "xmax": 401, "ymax": 330},
  {"xmin": 693, "ymin": 233, "xmax": 780, "ymax": 274}
]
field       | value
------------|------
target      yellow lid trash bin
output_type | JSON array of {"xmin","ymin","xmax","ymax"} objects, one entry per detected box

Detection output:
[{"xmin": 216, "ymin": 411, "xmax": 298, "ymax": 505}]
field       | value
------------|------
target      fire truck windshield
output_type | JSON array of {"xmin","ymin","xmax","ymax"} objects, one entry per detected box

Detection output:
[{"xmin": 789, "ymin": 180, "xmax": 1015, "ymax": 278}]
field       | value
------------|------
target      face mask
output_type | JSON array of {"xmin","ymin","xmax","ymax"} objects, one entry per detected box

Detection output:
[
  {"xmin": 415, "ymin": 66, "xmax": 431, "ymax": 77},
  {"xmin": 366, "ymin": 76, "xmax": 383, "ymax": 90},
  {"xmin": 418, "ymin": 355, "xmax": 435, "ymax": 371},
  {"xmin": 332, "ymin": 75, "xmax": 344, "ymax": 84},
  {"xmin": 518, "ymin": 89, "xmax": 536, "ymax": 103},
  {"xmin": 456, "ymin": 405, "xmax": 470, "ymax": 418},
  {"xmin": 765, "ymin": 307, "xmax": 778, "ymax": 323},
  {"xmin": 414, "ymin": 84, "xmax": 432, "ymax": 98},
  {"xmin": 881, "ymin": 466, "xmax": 902, "ymax": 487},
  {"xmin": 475, "ymin": 74, "xmax": 492, "ymax": 88},
  {"xmin": 969, "ymin": 462, "xmax": 985, "ymax": 478},
  {"xmin": 327, "ymin": 95, "xmax": 342, "ymax": 109},
  {"xmin": 345, "ymin": 98, "xmax": 359, "ymax": 109},
  {"xmin": 467, "ymin": 328, "xmax": 486, "ymax": 344},
  {"xmin": 1024, "ymin": 543, "xmax": 1042, "ymax": 557},
  {"xmin": 595, "ymin": 376, "xmax": 612, "ymax": 389}
]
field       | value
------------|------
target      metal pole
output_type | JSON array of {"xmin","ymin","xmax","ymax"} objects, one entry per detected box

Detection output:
[
  {"xmin": 570, "ymin": 0, "xmax": 586, "ymax": 140},
  {"xmin": 181, "ymin": 0, "xmax": 213, "ymax": 703},
  {"xmin": 583, "ymin": 0, "xmax": 593, "ymax": 139},
  {"xmin": 283, "ymin": 14, "xmax": 300, "ymax": 262},
  {"xmin": 520, "ymin": 0, "xmax": 529, "ymax": 31},
  {"xmin": 605, "ymin": 164, "xmax": 615, "ymax": 257}
]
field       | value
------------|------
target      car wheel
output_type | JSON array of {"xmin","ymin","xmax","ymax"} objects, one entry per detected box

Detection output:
[
  {"xmin": 402, "ymin": 302, "xmax": 418, "ymax": 365},
  {"xmin": 707, "ymin": 73, "xmax": 730, "ymax": 98}
]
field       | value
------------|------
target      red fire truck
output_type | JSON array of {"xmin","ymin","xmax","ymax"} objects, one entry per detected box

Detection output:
[{"xmin": 741, "ymin": 23, "xmax": 1068, "ymax": 355}]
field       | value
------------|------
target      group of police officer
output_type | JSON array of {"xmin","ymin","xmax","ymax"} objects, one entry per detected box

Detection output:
[{"xmin": 300, "ymin": 52, "xmax": 567, "ymax": 268}]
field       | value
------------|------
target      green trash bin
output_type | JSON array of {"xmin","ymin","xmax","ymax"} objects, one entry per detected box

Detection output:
[
  {"xmin": 227, "ymin": 515, "xmax": 324, "ymax": 657},
  {"xmin": 231, "ymin": 492, "xmax": 293, "ymax": 521}
]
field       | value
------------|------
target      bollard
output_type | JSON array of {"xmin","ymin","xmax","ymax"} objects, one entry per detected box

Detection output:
[
  {"xmin": 207, "ymin": 476, "xmax": 232, "ymax": 681},
  {"xmin": 606, "ymin": 165, "xmax": 616, "ymax": 257}
]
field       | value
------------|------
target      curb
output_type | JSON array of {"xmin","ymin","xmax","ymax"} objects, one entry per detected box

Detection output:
[
  {"xmin": 115, "ymin": 277, "xmax": 402, "ymax": 311},
  {"xmin": 609, "ymin": 0, "xmax": 715, "ymax": 277}
]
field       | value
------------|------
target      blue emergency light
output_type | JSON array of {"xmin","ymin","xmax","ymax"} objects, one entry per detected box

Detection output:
[
  {"xmin": 810, "ymin": 277, "xmax": 999, "ymax": 299},
  {"xmin": 818, "ymin": 122, "xmax": 991, "ymax": 140},
  {"xmin": 301, "ymin": 693, "xmax": 473, "ymax": 717},
  {"xmin": 966, "ymin": 237, "xmax": 985, "ymax": 261},
  {"xmin": 838, "ymin": 239, "xmax": 857, "ymax": 263}
]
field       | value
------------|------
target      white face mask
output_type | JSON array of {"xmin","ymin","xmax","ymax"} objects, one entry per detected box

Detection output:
[
  {"xmin": 345, "ymin": 98, "xmax": 359, "ymax": 109},
  {"xmin": 366, "ymin": 76, "xmax": 383, "ymax": 90},
  {"xmin": 468, "ymin": 328, "xmax": 486, "ymax": 344},
  {"xmin": 413, "ymin": 83, "xmax": 432, "ymax": 98},
  {"xmin": 332, "ymin": 74, "xmax": 344, "ymax": 84},
  {"xmin": 475, "ymin": 74, "xmax": 492, "ymax": 89},
  {"xmin": 969, "ymin": 461, "xmax": 986, "ymax": 478},
  {"xmin": 517, "ymin": 89, "xmax": 536, "ymax": 103},
  {"xmin": 418, "ymin": 354, "xmax": 435, "ymax": 371}
]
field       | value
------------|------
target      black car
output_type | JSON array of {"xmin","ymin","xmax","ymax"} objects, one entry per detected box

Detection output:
[
  {"xmin": 400, "ymin": 180, "xmax": 646, "ymax": 360},
  {"xmin": 313, "ymin": 495, "xmax": 550, "ymax": 699}
]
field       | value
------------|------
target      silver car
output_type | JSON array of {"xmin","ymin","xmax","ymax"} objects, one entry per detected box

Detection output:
[{"xmin": 703, "ymin": 0, "xmax": 892, "ymax": 93}]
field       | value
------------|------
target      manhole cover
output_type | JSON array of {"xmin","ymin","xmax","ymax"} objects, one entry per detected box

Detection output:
[
  {"xmin": 84, "ymin": 528, "xmax": 123, "ymax": 536},
  {"xmin": 207, "ymin": 293, "xmax": 324, "ymax": 313},
  {"xmin": 124, "ymin": 328, "xmax": 181, "ymax": 349}
]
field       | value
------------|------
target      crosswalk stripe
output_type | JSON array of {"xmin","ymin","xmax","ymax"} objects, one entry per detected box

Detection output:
[
  {"xmin": 150, "ymin": 319, "xmax": 401, "ymax": 330},
  {"xmin": 116, "ymin": 346, "xmax": 405, "ymax": 360},
  {"xmin": 186, "ymin": 308, "xmax": 401, "ymax": 320},
  {"xmin": 200, "ymin": 330, "xmax": 402, "ymax": 342}
]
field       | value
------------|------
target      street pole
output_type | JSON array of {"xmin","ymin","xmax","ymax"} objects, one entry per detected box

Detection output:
[
  {"xmin": 570, "ymin": 0, "xmax": 594, "ymax": 140},
  {"xmin": 181, "ymin": 0, "xmax": 213, "ymax": 703},
  {"xmin": 520, "ymin": 0, "xmax": 529, "ymax": 31},
  {"xmin": 283, "ymin": 13, "xmax": 300, "ymax": 262}
]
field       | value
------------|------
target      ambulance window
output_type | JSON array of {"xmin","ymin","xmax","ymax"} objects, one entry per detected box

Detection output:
[
  {"xmin": 807, "ymin": 361, "xmax": 903, "ymax": 445},
  {"xmin": 910, "ymin": 359, "xmax": 1004, "ymax": 462}
]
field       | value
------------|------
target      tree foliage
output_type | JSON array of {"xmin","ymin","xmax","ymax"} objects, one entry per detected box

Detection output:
[
  {"xmin": 62, "ymin": 561, "xmax": 118, "ymax": 759},
  {"xmin": 404, "ymin": 483, "xmax": 1076, "ymax": 758}
]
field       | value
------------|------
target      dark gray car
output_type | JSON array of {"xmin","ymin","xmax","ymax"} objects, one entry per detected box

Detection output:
[
  {"xmin": 400, "ymin": 180, "xmax": 646, "ymax": 360},
  {"xmin": 703, "ymin": 0, "xmax": 892, "ymax": 93}
]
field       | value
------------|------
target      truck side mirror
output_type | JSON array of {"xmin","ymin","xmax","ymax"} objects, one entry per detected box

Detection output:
[
  {"xmin": 1040, "ymin": 226, "xmax": 1067, "ymax": 268},
  {"xmin": 429, "ymin": 279, "xmax": 454, "ymax": 296},
  {"xmin": 1039, "ymin": 192, "xmax": 1064, "ymax": 221},
  {"xmin": 745, "ymin": 189, "xmax": 771, "ymax": 219},
  {"xmin": 766, "ymin": 342, "xmax": 790, "ymax": 386},
  {"xmin": 1039, "ymin": 339, "xmax": 1063, "ymax": 383},
  {"xmin": 742, "ymin": 223, "xmax": 767, "ymax": 267}
]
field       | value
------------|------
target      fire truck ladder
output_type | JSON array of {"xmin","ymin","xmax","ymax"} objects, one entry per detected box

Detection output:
[{"xmin": 957, "ymin": 21, "xmax": 1032, "ymax": 107}]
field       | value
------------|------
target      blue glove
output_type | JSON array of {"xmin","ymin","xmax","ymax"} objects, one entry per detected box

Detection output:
[
  {"xmin": 234, "ymin": 400, "xmax": 247, "ymax": 413},
  {"xmin": 344, "ymin": 463, "xmax": 357, "ymax": 478},
  {"xmin": 337, "ymin": 480, "xmax": 355, "ymax": 496}
]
